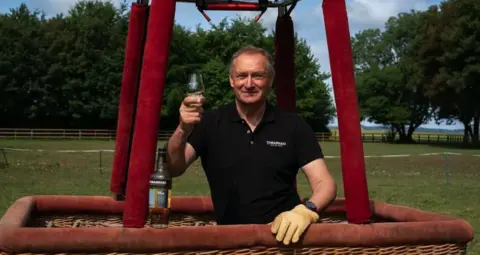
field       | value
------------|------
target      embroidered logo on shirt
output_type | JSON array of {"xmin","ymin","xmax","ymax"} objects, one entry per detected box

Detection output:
[{"xmin": 266, "ymin": 140, "xmax": 287, "ymax": 147}]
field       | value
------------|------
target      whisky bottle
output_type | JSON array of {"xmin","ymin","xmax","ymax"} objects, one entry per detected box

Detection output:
[{"xmin": 148, "ymin": 147, "xmax": 172, "ymax": 228}]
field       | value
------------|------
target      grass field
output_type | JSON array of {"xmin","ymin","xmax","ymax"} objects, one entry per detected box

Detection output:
[{"xmin": 1, "ymin": 139, "xmax": 479, "ymax": 254}]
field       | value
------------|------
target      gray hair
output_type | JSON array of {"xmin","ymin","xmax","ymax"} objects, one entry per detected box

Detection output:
[{"xmin": 228, "ymin": 45, "xmax": 275, "ymax": 80}]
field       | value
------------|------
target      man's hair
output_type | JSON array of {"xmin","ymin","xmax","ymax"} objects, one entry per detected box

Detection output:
[{"xmin": 228, "ymin": 45, "xmax": 275, "ymax": 80}]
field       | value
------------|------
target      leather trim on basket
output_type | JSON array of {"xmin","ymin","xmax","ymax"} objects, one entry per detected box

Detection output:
[
  {"xmin": 0, "ymin": 196, "xmax": 35, "ymax": 227},
  {"xmin": 0, "ymin": 195, "xmax": 475, "ymax": 254}
]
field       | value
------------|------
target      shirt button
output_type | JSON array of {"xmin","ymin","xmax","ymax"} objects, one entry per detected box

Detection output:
[
  {"xmin": 247, "ymin": 130, "xmax": 251, "ymax": 134},
  {"xmin": 250, "ymin": 141, "xmax": 254, "ymax": 144}
]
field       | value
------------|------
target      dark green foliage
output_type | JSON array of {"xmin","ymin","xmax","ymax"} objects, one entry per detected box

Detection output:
[
  {"xmin": 351, "ymin": 0, "xmax": 480, "ymax": 144},
  {"xmin": 0, "ymin": 1, "xmax": 334, "ymax": 132}
]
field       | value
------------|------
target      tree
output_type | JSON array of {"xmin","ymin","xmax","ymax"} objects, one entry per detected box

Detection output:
[
  {"xmin": 352, "ymin": 11, "xmax": 434, "ymax": 142},
  {"xmin": 417, "ymin": 0, "xmax": 480, "ymax": 144},
  {"xmin": 0, "ymin": 4, "xmax": 47, "ymax": 127},
  {"xmin": 291, "ymin": 37, "xmax": 334, "ymax": 131},
  {"xmin": 161, "ymin": 17, "xmax": 335, "ymax": 132},
  {"xmin": 0, "ymin": 5, "xmax": 335, "ymax": 132}
]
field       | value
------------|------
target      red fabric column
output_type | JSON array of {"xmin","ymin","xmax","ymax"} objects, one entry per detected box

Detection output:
[
  {"xmin": 274, "ymin": 12, "xmax": 297, "ymax": 191},
  {"xmin": 110, "ymin": 3, "xmax": 149, "ymax": 198},
  {"xmin": 122, "ymin": 0, "xmax": 176, "ymax": 227},
  {"xmin": 274, "ymin": 13, "xmax": 296, "ymax": 112},
  {"xmin": 322, "ymin": 0, "xmax": 371, "ymax": 224}
]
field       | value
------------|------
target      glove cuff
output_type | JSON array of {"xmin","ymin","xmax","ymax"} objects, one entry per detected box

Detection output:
[{"xmin": 293, "ymin": 204, "xmax": 320, "ymax": 223}]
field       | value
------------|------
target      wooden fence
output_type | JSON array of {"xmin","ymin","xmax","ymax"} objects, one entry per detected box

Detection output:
[{"xmin": 0, "ymin": 128, "xmax": 465, "ymax": 144}]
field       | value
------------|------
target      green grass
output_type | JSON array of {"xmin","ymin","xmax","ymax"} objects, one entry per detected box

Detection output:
[{"xmin": 0, "ymin": 139, "xmax": 479, "ymax": 254}]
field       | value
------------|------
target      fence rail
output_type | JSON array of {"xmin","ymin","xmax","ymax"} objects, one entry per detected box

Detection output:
[{"xmin": 0, "ymin": 128, "xmax": 465, "ymax": 144}]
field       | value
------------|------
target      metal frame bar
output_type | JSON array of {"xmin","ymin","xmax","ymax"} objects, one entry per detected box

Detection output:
[
  {"xmin": 177, "ymin": 0, "xmax": 301, "ymax": 8},
  {"xmin": 136, "ymin": 0, "xmax": 150, "ymax": 5}
]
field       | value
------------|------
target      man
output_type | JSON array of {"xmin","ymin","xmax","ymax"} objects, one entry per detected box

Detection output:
[{"xmin": 165, "ymin": 45, "xmax": 337, "ymax": 245}]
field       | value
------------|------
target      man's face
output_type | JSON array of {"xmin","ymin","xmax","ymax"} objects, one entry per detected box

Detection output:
[{"xmin": 229, "ymin": 52, "xmax": 272, "ymax": 105}]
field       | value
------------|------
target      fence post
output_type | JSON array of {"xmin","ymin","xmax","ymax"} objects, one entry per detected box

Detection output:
[
  {"xmin": 0, "ymin": 148, "xmax": 9, "ymax": 169},
  {"xmin": 444, "ymin": 152, "xmax": 449, "ymax": 184},
  {"xmin": 99, "ymin": 150, "xmax": 103, "ymax": 173}
]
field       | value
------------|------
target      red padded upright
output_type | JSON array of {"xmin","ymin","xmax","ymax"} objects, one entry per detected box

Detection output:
[
  {"xmin": 110, "ymin": 3, "xmax": 149, "ymax": 198},
  {"xmin": 274, "ymin": 13, "xmax": 296, "ymax": 113},
  {"xmin": 122, "ymin": 0, "xmax": 176, "ymax": 227},
  {"xmin": 322, "ymin": 0, "xmax": 372, "ymax": 224},
  {"xmin": 274, "ymin": 12, "xmax": 298, "ymax": 191}
]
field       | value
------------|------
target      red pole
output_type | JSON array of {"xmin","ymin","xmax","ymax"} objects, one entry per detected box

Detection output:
[
  {"xmin": 110, "ymin": 3, "xmax": 149, "ymax": 200},
  {"xmin": 322, "ymin": 0, "xmax": 371, "ymax": 224},
  {"xmin": 122, "ymin": 0, "xmax": 176, "ymax": 227},
  {"xmin": 274, "ymin": 12, "xmax": 296, "ymax": 113},
  {"xmin": 274, "ymin": 11, "xmax": 298, "ymax": 191}
]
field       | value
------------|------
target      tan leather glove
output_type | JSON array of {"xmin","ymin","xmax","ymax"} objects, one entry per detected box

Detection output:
[{"xmin": 270, "ymin": 204, "xmax": 319, "ymax": 245}]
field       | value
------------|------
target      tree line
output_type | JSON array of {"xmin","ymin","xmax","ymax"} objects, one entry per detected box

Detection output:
[
  {"xmin": 351, "ymin": 0, "xmax": 480, "ymax": 144},
  {"xmin": 1, "ymin": 0, "xmax": 478, "ymax": 144},
  {"xmin": 0, "ymin": 0, "xmax": 334, "ymax": 133}
]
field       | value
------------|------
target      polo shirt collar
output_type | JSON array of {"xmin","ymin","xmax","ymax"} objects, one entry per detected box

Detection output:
[{"xmin": 228, "ymin": 101, "xmax": 275, "ymax": 123}]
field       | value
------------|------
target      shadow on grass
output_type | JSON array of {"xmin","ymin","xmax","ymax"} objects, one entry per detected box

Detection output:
[{"xmin": 425, "ymin": 142, "xmax": 480, "ymax": 150}]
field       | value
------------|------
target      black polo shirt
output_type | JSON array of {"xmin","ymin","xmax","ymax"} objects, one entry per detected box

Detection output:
[{"xmin": 187, "ymin": 102, "xmax": 324, "ymax": 225}]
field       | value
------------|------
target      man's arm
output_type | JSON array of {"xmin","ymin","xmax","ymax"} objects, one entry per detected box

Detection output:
[
  {"xmin": 301, "ymin": 158, "xmax": 337, "ymax": 214},
  {"xmin": 165, "ymin": 96, "xmax": 206, "ymax": 177},
  {"xmin": 271, "ymin": 118, "xmax": 336, "ymax": 245},
  {"xmin": 165, "ymin": 126, "xmax": 198, "ymax": 177},
  {"xmin": 271, "ymin": 160, "xmax": 336, "ymax": 245},
  {"xmin": 293, "ymin": 116, "xmax": 337, "ymax": 213}
]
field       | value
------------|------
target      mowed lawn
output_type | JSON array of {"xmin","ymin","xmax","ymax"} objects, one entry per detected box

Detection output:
[{"xmin": 1, "ymin": 139, "xmax": 479, "ymax": 254}]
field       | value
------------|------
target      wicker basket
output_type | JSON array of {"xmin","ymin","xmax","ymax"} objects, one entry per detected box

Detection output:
[{"xmin": 0, "ymin": 195, "xmax": 474, "ymax": 255}]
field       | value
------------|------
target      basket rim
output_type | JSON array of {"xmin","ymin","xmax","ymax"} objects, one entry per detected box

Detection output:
[{"xmin": 0, "ymin": 195, "xmax": 475, "ymax": 254}]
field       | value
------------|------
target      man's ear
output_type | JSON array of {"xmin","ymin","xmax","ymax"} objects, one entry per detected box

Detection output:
[{"xmin": 229, "ymin": 75, "xmax": 234, "ymax": 88}]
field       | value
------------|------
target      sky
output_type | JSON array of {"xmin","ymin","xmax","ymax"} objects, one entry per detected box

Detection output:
[{"xmin": 0, "ymin": 0, "xmax": 463, "ymax": 130}]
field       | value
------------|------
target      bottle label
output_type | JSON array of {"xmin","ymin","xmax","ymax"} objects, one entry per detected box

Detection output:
[
  {"xmin": 149, "ymin": 187, "xmax": 171, "ymax": 209},
  {"xmin": 150, "ymin": 180, "xmax": 167, "ymax": 186}
]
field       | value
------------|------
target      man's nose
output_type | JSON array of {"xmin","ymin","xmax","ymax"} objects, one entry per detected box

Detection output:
[{"xmin": 245, "ymin": 75, "xmax": 254, "ymax": 87}]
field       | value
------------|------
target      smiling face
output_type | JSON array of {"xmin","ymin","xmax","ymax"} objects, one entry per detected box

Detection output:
[{"xmin": 229, "ymin": 51, "xmax": 273, "ymax": 106}]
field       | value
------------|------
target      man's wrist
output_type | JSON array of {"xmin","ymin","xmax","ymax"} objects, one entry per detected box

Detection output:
[
  {"xmin": 294, "ymin": 203, "xmax": 320, "ymax": 222},
  {"xmin": 303, "ymin": 200, "xmax": 318, "ymax": 213},
  {"xmin": 176, "ymin": 124, "xmax": 192, "ymax": 140}
]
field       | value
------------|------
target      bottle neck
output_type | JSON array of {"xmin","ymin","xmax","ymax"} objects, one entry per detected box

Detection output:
[{"xmin": 155, "ymin": 149, "xmax": 166, "ymax": 172}]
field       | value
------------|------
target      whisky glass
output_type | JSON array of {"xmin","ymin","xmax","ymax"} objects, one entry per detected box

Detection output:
[{"xmin": 187, "ymin": 72, "xmax": 205, "ymax": 97}]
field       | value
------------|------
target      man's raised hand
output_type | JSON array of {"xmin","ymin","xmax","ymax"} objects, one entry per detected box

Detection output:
[{"xmin": 179, "ymin": 95, "xmax": 205, "ymax": 134}]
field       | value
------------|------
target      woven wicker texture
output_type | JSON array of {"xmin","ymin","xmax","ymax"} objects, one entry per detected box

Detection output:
[
  {"xmin": 10, "ymin": 243, "xmax": 467, "ymax": 255},
  {"xmin": 16, "ymin": 213, "xmax": 467, "ymax": 255},
  {"xmin": 26, "ymin": 213, "xmax": 349, "ymax": 228}
]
